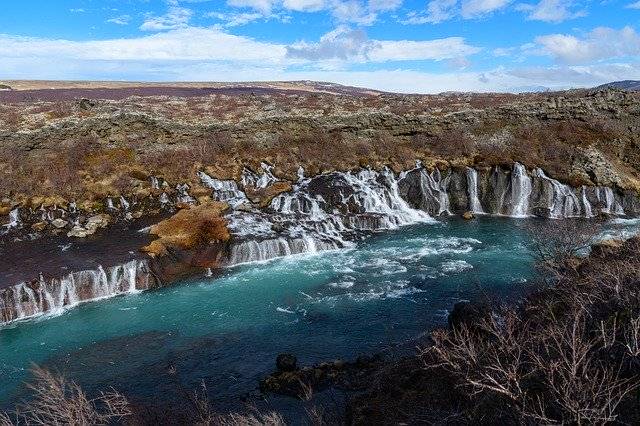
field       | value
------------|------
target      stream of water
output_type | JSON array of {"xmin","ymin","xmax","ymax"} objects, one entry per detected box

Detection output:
[{"xmin": 1, "ymin": 216, "xmax": 638, "ymax": 414}]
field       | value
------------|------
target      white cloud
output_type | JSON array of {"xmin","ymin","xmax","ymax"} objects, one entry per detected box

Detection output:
[
  {"xmin": 403, "ymin": 0, "xmax": 509, "ymax": 24},
  {"xmin": 516, "ymin": 0, "xmax": 584, "ymax": 23},
  {"xmin": 461, "ymin": 0, "xmax": 511, "ymax": 18},
  {"xmin": 283, "ymin": 0, "xmax": 327, "ymax": 11},
  {"xmin": 535, "ymin": 26, "xmax": 640, "ymax": 64},
  {"xmin": 287, "ymin": 27, "xmax": 372, "ymax": 61},
  {"xmin": 70, "ymin": 8, "xmax": 85, "ymax": 13},
  {"xmin": 140, "ymin": 6, "xmax": 193, "ymax": 31},
  {"xmin": 0, "ymin": 27, "xmax": 287, "ymax": 63},
  {"xmin": 107, "ymin": 15, "xmax": 131, "ymax": 26},
  {"xmin": 286, "ymin": 26, "xmax": 480, "ymax": 64},
  {"xmin": 208, "ymin": 11, "xmax": 273, "ymax": 26},
  {"xmin": 626, "ymin": 1, "xmax": 640, "ymax": 8},
  {"xmin": 224, "ymin": 0, "xmax": 402, "ymax": 24},
  {"xmin": 227, "ymin": 0, "xmax": 276, "ymax": 14}
]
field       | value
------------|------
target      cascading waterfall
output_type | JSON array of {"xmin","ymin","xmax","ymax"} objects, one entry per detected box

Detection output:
[
  {"xmin": 581, "ymin": 187, "xmax": 594, "ymax": 218},
  {"xmin": 4, "ymin": 208, "xmax": 20, "ymax": 230},
  {"xmin": 0, "ymin": 260, "xmax": 154, "ymax": 325},
  {"xmin": 4, "ymin": 162, "xmax": 635, "ymax": 325},
  {"xmin": 597, "ymin": 187, "xmax": 625, "ymax": 215},
  {"xmin": 466, "ymin": 168, "xmax": 484, "ymax": 214},
  {"xmin": 532, "ymin": 169, "xmax": 582, "ymax": 218},
  {"xmin": 414, "ymin": 169, "xmax": 451, "ymax": 216},
  {"xmin": 226, "ymin": 167, "xmax": 434, "ymax": 266},
  {"xmin": 508, "ymin": 163, "xmax": 532, "ymax": 217},
  {"xmin": 242, "ymin": 162, "xmax": 278, "ymax": 189},
  {"xmin": 198, "ymin": 172, "xmax": 248, "ymax": 207}
]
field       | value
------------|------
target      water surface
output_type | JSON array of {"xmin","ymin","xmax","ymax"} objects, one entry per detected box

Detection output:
[{"xmin": 0, "ymin": 218, "xmax": 606, "ymax": 411}]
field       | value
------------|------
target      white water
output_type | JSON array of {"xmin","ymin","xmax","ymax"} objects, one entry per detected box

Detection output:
[
  {"xmin": 532, "ymin": 169, "xmax": 582, "ymax": 218},
  {"xmin": 508, "ymin": 163, "xmax": 532, "ymax": 217},
  {"xmin": 198, "ymin": 171, "xmax": 248, "ymax": 207},
  {"xmin": 466, "ymin": 167, "xmax": 484, "ymax": 214},
  {"xmin": 241, "ymin": 162, "xmax": 279, "ymax": 189},
  {"xmin": 226, "ymin": 167, "xmax": 435, "ymax": 266},
  {"xmin": 0, "ymin": 260, "xmax": 152, "ymax": 325}
]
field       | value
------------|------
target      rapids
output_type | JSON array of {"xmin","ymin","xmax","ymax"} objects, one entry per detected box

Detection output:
[{"xmin": 2, "ymin": 217, "xmax": 630, "ymax": 412}]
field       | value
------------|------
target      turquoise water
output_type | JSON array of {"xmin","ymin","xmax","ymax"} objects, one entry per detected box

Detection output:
[{"xmin": 0, "ymin": 218, "xmax": 552, "ymax": 410}]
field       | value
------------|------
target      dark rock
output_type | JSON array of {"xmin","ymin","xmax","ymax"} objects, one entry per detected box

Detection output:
[
  {"xmin": 276, "ymin": 353, "xmax": 297, "ymax": 372},
  {"xmin": 448, "ymin": 301, "xmax": 492, "ymax": 330}
]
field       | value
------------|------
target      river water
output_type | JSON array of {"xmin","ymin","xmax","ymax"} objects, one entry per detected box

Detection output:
[{"xmin": 0, "ymin": 217, "xmax": 636, "ymax": 414}]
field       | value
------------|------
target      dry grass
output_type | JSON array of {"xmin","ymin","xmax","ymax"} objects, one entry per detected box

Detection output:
[{"xmin": 142, "ymin": 202, "xmax": 230, "ymax": 256}]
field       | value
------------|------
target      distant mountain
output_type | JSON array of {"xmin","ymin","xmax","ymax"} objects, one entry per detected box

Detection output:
[{"xmin": 596, "ymin": 80, "xmax": 640, "ymax": 91}]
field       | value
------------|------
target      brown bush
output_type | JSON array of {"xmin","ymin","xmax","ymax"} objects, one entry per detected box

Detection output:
[
  {"xmin": 420, "ymin": 236, "xmax": 640, "ymax": 424},
  {"xmin": 142, "ymin": 202, "xmax": 230, "ymax": 256}
]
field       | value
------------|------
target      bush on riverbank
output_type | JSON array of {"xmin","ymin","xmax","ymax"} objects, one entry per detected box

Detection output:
[{"xmin": 349, "ymin": 236, "xmax": 640, "ymax": 424}]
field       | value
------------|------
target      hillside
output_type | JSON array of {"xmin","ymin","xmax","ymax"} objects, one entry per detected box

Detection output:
[
  {"xmin": 597, "ymin": 80, "xmax": 640, "ymax": 91},
  {"xmin": 0, "ymin": 82, "xmax": 639, "ymax": 223}
]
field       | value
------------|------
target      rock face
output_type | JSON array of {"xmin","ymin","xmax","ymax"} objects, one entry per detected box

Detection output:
[
  {"xmin": 1, "ymin": 161, "xmax": 638, "ymax": 325},
  {"xmin": 0, "ymin": 260, "xmax": 155, "ymax": 324},
  {"xmin": 276, "ymin": 354, "xmax": 298, "ymax": 372}
]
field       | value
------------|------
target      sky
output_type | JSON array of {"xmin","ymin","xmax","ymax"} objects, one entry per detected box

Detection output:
[{"xmin": 0, "ymin": 0, "xmax": 639, "ymax": 93}]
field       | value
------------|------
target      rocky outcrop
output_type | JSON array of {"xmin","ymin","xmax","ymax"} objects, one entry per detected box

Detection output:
[
  {"xmin": 0, "ymin": 260, "xmax": 155, "ymax": 324},
  {"xmin": 2, "ymin": 161, "xmax": 639, "ymax": 325}
]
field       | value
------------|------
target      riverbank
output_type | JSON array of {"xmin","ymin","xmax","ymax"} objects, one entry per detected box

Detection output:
[{"xmin": 346, "ymin": 235, "xmax": 640, "ymax": 424}]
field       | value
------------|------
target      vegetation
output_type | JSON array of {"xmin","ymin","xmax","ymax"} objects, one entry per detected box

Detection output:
[
  {"xmin": 141, "ymin": 202, "xmax": 230, "ymax": 257},
  {"xmin": 0, "ymin": 87, "xmax": 639, "ymax": 212},
  {"xmin": 349, "ymin": 233, "xmax": 640, "ymax": 425}
]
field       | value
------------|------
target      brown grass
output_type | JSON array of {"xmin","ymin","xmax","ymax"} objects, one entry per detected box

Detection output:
[{"xmin": 142, "ymin": 202, "xmax": 230, "ymax": 257}]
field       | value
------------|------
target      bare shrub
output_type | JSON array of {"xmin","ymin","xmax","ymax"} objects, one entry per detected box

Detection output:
[
  {"xmin": 6, "ymin": 366, "xmax": 131, "ymax": 425},
  {"xmin": 420, "ymin": 235, "xmax": 640, "ymax": 424},
  {"xmin": 527, "ymin": 219, "xmax": 603, "ymax": 279}
]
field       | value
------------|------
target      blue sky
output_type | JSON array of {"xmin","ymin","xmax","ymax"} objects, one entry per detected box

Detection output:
[{"xmin": 1, "ymin": 0, "xmax": 640, "ymax": 92}]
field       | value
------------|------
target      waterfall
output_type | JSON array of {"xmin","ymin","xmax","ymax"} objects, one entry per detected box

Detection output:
[
  {"xmin": 581, "ymin": 187, "xmax": 593, "ymax": 218},
  {"xmin": 159, "ymin": 192, "xmax": 170, "ymax": 206},
  {"xmin": 4, "ymin": 208, "xmax": 20, "ymax": 230},
  {"xmin": 0, "ymin": 260, "xmax": 153, "ymax": 325},
  {"xmin": 225, "ymin": 167, "xmax": 434, "ymax": 265},
  {"xmin": 228, "ymin": 236, "xmax": 343, "ymax": 266},
  {"xmin": 597, "ymin": 187, "xmax": 624, "ymax": 215},
  {"xmin": 119, "ymin": 196, "xmax": 130, "ymax": 211},
  {"xmin": 198, "ymin": 171, "xmax": 248, "ymax": 207},
  {"xmin": 150, "ymin": 176, "xmax": 160, "ymax": 189},
  {"xmin": 242, "ymin": 163, "xmax": 278, "ymax": 189},
  {"xmin": 507, "ymin": 163, "xmax": 532, "ymax": 217},
  {"xmin": 176, "ymin": 184, "xmax": 195, "ymax": 204},
  {"xmin": 415, "ymin": 169, "xmax": 451, "ymax": 216},
  {"xmin": 532, "ymin": 169, "xmax": 582, "ymax": 218},
  {"xmin": 466, "ymin": 168, "xmax": 484, "ymax": 214}
]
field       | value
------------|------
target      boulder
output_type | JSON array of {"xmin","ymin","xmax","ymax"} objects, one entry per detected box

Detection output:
[
  {"xmin": 86, "ymin": 214, "xmax": 111, "ymax": 231},
  {"xmin": 462, "ymin": 211, "xmax": 475, "ymax": 220},
  {"xmin": 276, "ymin": 353, "xmax": 298, "ymax": 372},
  {"xmin": 31, "ymin": 222, "xmax": 47, "ymax": 232},
  {"xmin": 51, "ymin": 218, "xmax": 68, "ymax": 229},
  {"xmin": 67, "ymin": 226, "xmax": 91, "ymax": 238}
]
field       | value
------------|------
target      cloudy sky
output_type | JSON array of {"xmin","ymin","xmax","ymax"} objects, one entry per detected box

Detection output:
[{"xmin": 1, "ymin": 0, "xmax": 639, "ymax": 92}]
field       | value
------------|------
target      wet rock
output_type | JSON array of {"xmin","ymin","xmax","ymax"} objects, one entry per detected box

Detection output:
[
  {"xmin": 0, "ymin": 205, "xmax": 11, "ymax": 216},
  {"xmin": 276, "ymin": 353, "xmax": 298, "ymax": 372},
  {"xmin": 86, "ymin": 214, "xmax": 111, "ymax": 231},
  {"xmin": 51, "ymin": 218, "xmax": 68, "ymax": 229},
  {"xmin": 448, "ymin": 301, "xmax": 492, "ymax": 330},
  {"xmin": 462, "ymin": 211, "xmax": 475, "ymax": 220},
  {"xmin": 31, "ymin": 222, "xmax": 47, "ymax": 232},
  {"xmin": 67, "ymin": 226, "xmax": 90, "ymax": 238},
  {"xmin": 235, "ymin": 203, "xmax": 254, "ymax": 212},
  {"xmin": 261, "ymin": 354, "xmax": 384, "ymax": 398}
]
